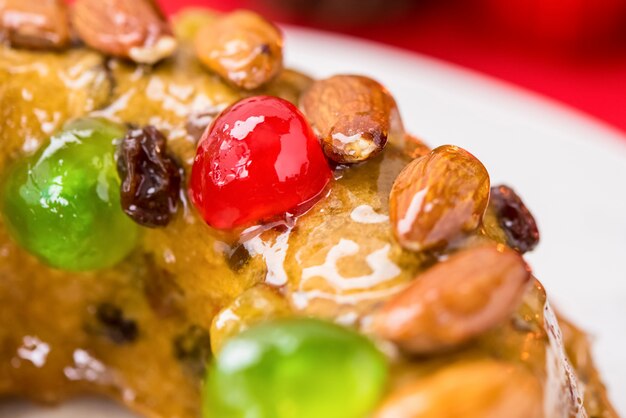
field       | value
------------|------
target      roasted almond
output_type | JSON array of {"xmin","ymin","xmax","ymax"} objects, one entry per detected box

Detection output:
[
  {"xmin": 72, "ymin": 0, "xmax": 176, "ymax": 64},
  {"xmin": 390, "ymin": 145, "xmax": 490, "ymax": 251},
  {"xmin": 374, "ymin": 361, "xmax": 543, "ymax": 418},
  {"xmin": 0, "ymin": 0, "xmax": 70, "ymax": 49},
  {"xmin": 300, "ymin": 75, "xmax": 402, "ymax": 164},
  {"xmin": 195, "ymin": 11, "xmax": 283, "ymax": 90},
  {"xmin": 371, "ymin": 244, "xmax": 531, "ymax": 353}
]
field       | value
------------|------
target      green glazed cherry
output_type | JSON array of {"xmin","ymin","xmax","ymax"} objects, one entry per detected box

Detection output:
[
  {"xmin": 1, "ymin": 118, "xmax": 139, "ymax": 271},
  {"xmin": 203, "ymin": 318, "xmax": 388, "ymax": 418}
]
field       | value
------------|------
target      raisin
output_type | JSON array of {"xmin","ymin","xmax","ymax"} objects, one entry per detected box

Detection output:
[
  {"xmin": 173, "ymin": 325, "xmax": 212, "ymax": 376},
  {"xmin": 143, "ymin": 258, "xmax": 185, "ymax": 319},
  {"xmin": 489, "ymin": 185, "xmax": 540, "ymax": 253},
  {"xmin": 95, "ymin": 303, "xmax": 139, "ymax": 344},
  {"xmin": 226, "ymin": 244, "xmax": 251, "ymax": 272},
  {"xmin": 117, "ymin": 126, "xmax": 182, "ymax": 227}
]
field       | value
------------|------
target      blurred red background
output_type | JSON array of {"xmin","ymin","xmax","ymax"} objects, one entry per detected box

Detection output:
[{"xmin": 161, "ymin": 0, "xmax": 626, "ymax": 132}]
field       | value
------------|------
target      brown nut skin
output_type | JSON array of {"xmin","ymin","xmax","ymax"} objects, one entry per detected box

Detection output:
[
  {"xmin": 300, "ymin": 75, "xmax": 401, "ymax": 164},
  {"xmin": 195, "ymin": 10, "xmax": 283, "ymax": 90},
  {"xmin": 390, "ymin": 145, "xmax": 490, "ymax": 252},
  {"xmin": 373, "ymin": 361, "xmax": 544, "ymax": 418},
  {"xmin": 72, "ymin": 0, "xmax": 176, "ymax": 64},
  {"xmin": 372, "ymin": 244, "xmax": 531, "ymax": 354},
  {"xmin": 0, "ymin": 0, "xmax": 70, "ymax": 49}
]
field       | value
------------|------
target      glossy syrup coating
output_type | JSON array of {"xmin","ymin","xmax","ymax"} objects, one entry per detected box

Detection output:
[
  {"xmin": 0, "ymin": 9, "xmax": 619, "ymax": 418},
  {"xmin": 194, "ymin": 10, "xmax": 283, "ymax": 90},
  {"xmin": 190, "ymin": 96, "xmax": 332, "ymax": 230},
  {"xmin": 1, "ymin": 118, "xmax": 139, "ymax": 271}
]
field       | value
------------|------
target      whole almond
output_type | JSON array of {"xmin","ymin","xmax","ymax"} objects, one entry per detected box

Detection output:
[
  {"xmin": 195, "ymin": 11, "xmax": 283, "ymax": 90},
  {"xmin": 300, "ymin": 75, "xmax": 402, "ymax": 163},
  {"xmin": 374, "ymin": 361, "xmax": 543, "ymax": 418},
  {"xmin": 0, "ymin": 0, "xmax": 70, "ymax": 49},
  {"xmin": 372, "ymin": 244, "xmax": 531, "ymax": 353},
  {"xmin": 390, "ymin": 145, "xmax": 490, "ymax": 251},
  {"xmin": 72, "ymin": 0, "xmax": 176, "ymax": 64}
]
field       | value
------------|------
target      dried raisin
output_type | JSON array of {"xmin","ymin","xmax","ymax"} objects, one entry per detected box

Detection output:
[
  {"xmin": 226, "ymin": 244, "xmax": 251, "ymax": 272},
  {"xmin": 174, "ymin": 325, "xmax": 212, "ymax": 376},
  {"xmin": 490, "ymin": 185, "xmax": 540, "ymax": 253},
  {"xmin": 117, "ymin": 126, "xmax": 181, "ymax": 227},
  {"xmin": 95, "ymin": 303, "xmax": 139, "ymax": 344}
]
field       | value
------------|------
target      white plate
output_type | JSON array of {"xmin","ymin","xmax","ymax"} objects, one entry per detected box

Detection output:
[{"xmin": 3, "ymin": 26, "xmax": 625, "ymax": 417}]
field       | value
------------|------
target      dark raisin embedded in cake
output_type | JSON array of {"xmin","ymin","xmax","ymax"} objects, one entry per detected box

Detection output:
[
  {"xmin": 117, "ymin": 126, "xmax": 182, "ymax": 228},
  {"xmin": 226, "ymin": 244, "xmax": 251, "ymax": 272},
  {"xmin": 174, "ymin": 325, "xmax": 212, "ymax": 376},
  {"xmin": 95, "ymin": 303, "xmax": 139, "ymax": 345},
  {"xmin": 489, "ymin": 185, "xmax": 540, "ymax": 253}
]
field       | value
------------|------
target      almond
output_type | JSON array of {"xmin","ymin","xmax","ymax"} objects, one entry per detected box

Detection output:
[
  {"xmin": 371, "ymin": 244, "xmax": 531, "ymax": 353},
  {"xmin": 390, "ymin": 145, "xmax": 490, "ymax": 251},
  {"xmin": 0, "ymin": 0, "xmax": 70, "ymax": 49},
  {"xmin": 374, "ymin": 361, "xmax": 543, "ymax": 418},
  {"xmin": 72, "ymin": 0, "xmax": 176, "ymax": 64},
  {"xmin": 300, "ymin": 75, "xmax": 402, "ymax": 164},
  {"xmin": 195, "ymin": 11, "xmax": 283, "ymax": 90}
]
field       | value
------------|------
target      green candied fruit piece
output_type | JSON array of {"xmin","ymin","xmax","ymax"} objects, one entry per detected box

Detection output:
[
  {"xmin": 1, "ymin": 117, "xmax": 139, "ymax": 271},
  {"xmin": 204, "ymin": 318, "xmax": 388, "ymax": 418}
]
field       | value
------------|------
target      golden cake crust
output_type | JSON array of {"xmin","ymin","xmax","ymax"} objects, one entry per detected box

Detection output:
[{"xmin": 0, "ymin": 7, "xmax": 618, "ymax": 418}]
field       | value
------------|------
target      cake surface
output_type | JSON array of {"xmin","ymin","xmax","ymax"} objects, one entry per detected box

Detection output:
[{"xmin": 0, "ymin": 3, "xmax": 619, "ymax": 418}]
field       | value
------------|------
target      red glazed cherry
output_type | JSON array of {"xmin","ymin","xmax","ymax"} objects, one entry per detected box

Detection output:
[{"xmin": 190, "ymin": 96, "xmax": 332, "ymax": 230}]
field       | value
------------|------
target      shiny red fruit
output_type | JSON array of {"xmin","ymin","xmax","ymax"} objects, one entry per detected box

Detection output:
[{"xmin": 190, "ymin": 96, "xmax": 332, "ymax": 230}]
